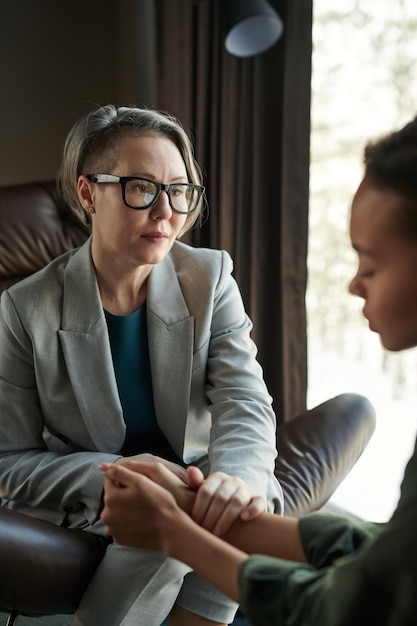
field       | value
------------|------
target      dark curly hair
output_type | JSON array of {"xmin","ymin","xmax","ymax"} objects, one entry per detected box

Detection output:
[{"xmin": 364, "ymin": 116, "xmax": 417, "ymax": 238}]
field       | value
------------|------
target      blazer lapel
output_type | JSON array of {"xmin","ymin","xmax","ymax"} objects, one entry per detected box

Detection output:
[
  {"xmin": 58, "ymin": 241, "xmax": 125, "ymax": 453},
  {"xmin": 147, "ymin": 255, "xmax": 194, "ymax": 457}
]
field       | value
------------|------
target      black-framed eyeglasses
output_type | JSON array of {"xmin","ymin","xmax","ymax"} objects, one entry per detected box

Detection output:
[{"xmin": 87, "ymin": 174, "xmax": 205, "ymax": 215}]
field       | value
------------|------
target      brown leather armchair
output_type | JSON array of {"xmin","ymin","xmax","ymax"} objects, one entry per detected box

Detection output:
[{"xmin": 0, "ymin": 181, "xmax": 376, "ymax": 625}]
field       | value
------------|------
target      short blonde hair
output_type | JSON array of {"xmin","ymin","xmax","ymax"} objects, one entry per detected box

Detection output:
[{"xmin": 57, "ymin": 104, "xmax": 205, "ymax": 234}]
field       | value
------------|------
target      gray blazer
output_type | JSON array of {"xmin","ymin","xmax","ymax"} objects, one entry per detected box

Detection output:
[{"xmin": 0, "ymin": 239, "xmax": 283, "ymax": 528}]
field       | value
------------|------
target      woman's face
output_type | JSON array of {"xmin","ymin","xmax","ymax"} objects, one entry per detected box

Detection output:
[
  {"xmin": 78, "ymin": 134, "xmax": 189, "ymax": 271},
  {"xmin": 349, "ymin": 176, "xmax": 417, "ymax": 351}
]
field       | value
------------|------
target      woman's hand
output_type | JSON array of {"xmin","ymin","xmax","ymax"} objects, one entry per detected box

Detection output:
[
  {"xmin": 103, "ymin": 461, "xmax": 266, "ymax": 537},
  {"xmin": 114, "ymin": 452, "xmax": 188, "ymax": 484},
  {"xmin": 101, "ymin": 460, "xmax": 202, "ymax": 514},
  {"xmin": 190, "ymin": 472, "xmax": 266, "ymax": 537},
  {"xmin": 100, "ymin": 463, "xmax": 187, "ymax": 550},
  {"xmin": 100, "ymin": 463, "xmax": 250, "ymax": 603}
]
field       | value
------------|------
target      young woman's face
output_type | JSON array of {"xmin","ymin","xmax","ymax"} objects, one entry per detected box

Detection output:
[
  {"xmin": 79, "ymin": 134, "xmax": 189, "ymax": 270},
  {"xmin": 349, "ymin": 176, "xmax": 417, "ymax": 351}
]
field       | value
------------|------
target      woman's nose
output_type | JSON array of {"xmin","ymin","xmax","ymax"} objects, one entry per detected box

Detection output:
[
  {"xmin": 150, "ymin": 190, "xmax": 173, "ymax": 219},
  {"xmin": 349, "ymin": 272, "xmax": 364, "ymax": 298}
]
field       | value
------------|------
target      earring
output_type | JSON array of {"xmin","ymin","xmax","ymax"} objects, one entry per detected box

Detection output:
[{"xmin": 88, "ymin": 206, "xmax": 95, "ymax": 213}]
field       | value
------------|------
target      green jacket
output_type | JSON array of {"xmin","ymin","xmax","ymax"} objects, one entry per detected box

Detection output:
[{"xmin": 238, "ymin": 438, "xmax": 417, "ymax": 625}]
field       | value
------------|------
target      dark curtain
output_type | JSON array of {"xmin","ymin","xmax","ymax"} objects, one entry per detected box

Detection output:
[{"xmin": 153, "ymin": 0, "xmax": 312, "ymax": 425}]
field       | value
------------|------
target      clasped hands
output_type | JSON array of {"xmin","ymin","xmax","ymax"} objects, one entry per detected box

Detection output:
[{"xmin": 100, "ymin": 455, "xmax": 266, "ymax": 550}]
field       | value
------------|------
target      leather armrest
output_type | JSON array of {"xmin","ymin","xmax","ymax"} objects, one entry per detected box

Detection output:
[
  {"xmin": 0, "ymin": 507, "xmax": 109, "ymax": 615},
  {"xmin": 276, "ymin": 393, "xmax": 376, "ymax": 517}
]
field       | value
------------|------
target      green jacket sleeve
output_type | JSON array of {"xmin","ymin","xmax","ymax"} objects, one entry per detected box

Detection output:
[
  {"xmin": 237, "ymin": 515, "xmax": 378, "ymax": 626},
  {"xmin": 238, "ymin": 440, "xmax": 417, "ymax": 626}
]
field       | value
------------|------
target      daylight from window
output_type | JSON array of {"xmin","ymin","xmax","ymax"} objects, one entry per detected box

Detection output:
[{"xmin": 307, "ymin": 0, "xmax": 417, "ymax": 521}]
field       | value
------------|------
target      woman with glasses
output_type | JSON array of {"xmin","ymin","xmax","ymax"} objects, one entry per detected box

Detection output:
[{"xmin": 0, "ymin": 105, "xmax": 283, "ymax": 626}]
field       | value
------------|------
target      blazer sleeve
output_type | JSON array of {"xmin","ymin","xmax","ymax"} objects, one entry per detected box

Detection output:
[
  {"xmin": 0, "ymin": 290, "xmax": 117, "ymax": 526},
  {"xmin": 195, "ymin": 249, "xmax": 283, "ymax": 511}
]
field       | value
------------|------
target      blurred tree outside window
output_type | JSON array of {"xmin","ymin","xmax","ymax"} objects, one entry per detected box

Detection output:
[{"xmin": 308, "ymin": 0, "xmax": 417, "ymax": 521}]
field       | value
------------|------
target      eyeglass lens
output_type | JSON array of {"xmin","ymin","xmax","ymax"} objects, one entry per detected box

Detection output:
[{"xmin": 125, "ymin": 179, "xmax": 199, "ymax": 213}]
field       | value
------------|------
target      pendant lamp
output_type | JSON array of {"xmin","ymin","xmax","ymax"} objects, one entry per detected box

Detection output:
[{"xmin": 222, "ymin": 0, "xmax": 284, "ymax": 57}]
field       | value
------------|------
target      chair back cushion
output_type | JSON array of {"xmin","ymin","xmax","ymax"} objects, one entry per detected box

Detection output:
[{"xmin": 0, "ymin": 180, "xmax": 89, "ymax": 293}]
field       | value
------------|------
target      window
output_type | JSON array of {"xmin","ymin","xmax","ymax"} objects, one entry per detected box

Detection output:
[{"xmin": 308, "ymin": 0, "xmax": 417, "ymax": 521}]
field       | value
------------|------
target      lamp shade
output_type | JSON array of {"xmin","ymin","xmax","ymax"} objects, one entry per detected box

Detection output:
[{"xmin": 222, "ymin": 0, "xmax": 283, "ymax": 58}]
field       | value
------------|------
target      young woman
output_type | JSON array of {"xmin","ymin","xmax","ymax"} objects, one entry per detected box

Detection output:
[
  {"xmin": 0, "ymin": 105, "xmax": 283, "ymax": 626},
  {"xmin": 100, "ymin": 116, "xmax": 417, "ymax": 625}
]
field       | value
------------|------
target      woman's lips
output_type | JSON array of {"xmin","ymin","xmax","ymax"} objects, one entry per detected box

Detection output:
[{"xmin": 142, "ymin": 231, "xmax": 169, "ymax": 242}]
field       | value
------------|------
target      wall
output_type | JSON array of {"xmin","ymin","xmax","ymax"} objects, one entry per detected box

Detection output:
[{"xmin": 0, "ymin": 0, "xmax": 156, "ymax": 186}]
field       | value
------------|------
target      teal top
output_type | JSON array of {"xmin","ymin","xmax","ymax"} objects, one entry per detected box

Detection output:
[
  {"xmin": 104, "ymin": 304, "xmax": 169, "ymax": 456},
  {"xmin": 238, "ymin": 437, "xmax": 417, "ymax": 625}
]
